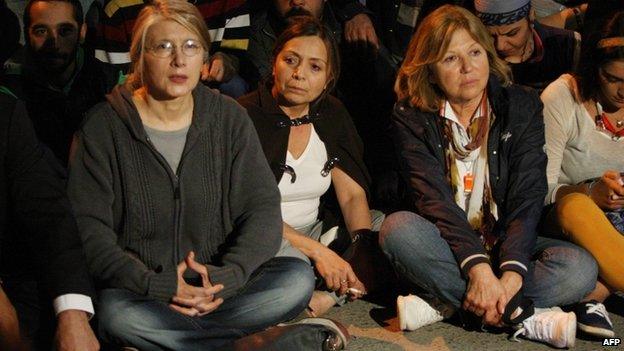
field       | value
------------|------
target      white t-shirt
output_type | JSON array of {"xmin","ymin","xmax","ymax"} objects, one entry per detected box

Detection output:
[
  {"xmin": 278, "ymin": 126, "xmax": 332, "ymax": 229},
  {"xmin": 542, "ymin": 74, "xmax": 624, "ymax": 205}
]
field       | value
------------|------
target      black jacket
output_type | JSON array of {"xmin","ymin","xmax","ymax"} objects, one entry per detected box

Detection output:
[
  {"xmin": 339, "ymin": 0, "xmax": 470, "ymax": 63},
  {"xmin": 1, "ymin": 49, "xmax": 120, "ymax": 164},
  {"xmin": 511, "ymin": 22, "xmax": 579, "ymax": 91},
  {"xmin": 391, "ymin": 77, "xmax": 547, "ymax": 277},
  {"xmin": 0, "ymin": 0, "xmax": 19, "ymax": 66},
  {"xmin": 238, "ymin": 83, "xmax": 370, "ymax": 228},
  {"xmin": 0, "ymin": 93, "xmax": 94, "ymax": 300}
]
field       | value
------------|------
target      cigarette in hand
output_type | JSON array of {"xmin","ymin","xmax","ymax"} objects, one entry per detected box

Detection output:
[{"xmin": 347, "ymin": 287, "xmax": 365, "ymax": 295}]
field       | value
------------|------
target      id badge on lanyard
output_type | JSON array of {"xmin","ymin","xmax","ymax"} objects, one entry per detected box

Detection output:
[{"xmin": 464, "ymin": 173, "xmax": 474, "ymax": 194}]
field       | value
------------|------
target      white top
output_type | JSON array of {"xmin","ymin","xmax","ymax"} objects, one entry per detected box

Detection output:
[
  {"xmin": 443, "ymin": 101, "xmax": 517, "ymax": 272},
  {"xmin": 278, "ymin": 126, "xmax": 332, "ymax": 229},
  {"xmin": 541, "ymin": 74, "xmax": 624, "ymax": 205},
  {"xmin": 144, "ymin": 124, "xmax": 189, "ymax": 173}
]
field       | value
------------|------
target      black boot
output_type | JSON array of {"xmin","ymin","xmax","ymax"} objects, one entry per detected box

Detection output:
[{"xmin": 219, "ymin": 318, "xmax": 350, "ymax": 351}]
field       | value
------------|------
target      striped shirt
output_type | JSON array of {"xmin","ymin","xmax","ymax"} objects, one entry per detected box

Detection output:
[{"xmin": 90, "ymin": 0, "xmax": 250, "ymax": 66}]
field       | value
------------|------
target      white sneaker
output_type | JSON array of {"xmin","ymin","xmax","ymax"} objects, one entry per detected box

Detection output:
[
  {"xmin": 396, "ymin": 294, "xmax": 453, "ymax": 331},
  {"xmin": 511, "ymin": 308, "xmax": 576, "ymax": 348}
]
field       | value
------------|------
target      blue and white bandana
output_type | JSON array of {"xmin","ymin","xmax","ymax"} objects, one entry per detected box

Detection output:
[{"xmin": 474, "ymin": 0, "xmax": 531, "ymax": 26}]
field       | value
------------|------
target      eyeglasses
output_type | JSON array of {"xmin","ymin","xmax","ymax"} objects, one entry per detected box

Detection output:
[{"xmin": 147, "ymin": 39, "xmax": 203, "ymax": 58}]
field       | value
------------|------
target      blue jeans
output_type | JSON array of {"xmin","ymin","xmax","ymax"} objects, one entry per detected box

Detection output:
[
  {"xmin": 379, "ymin": 211, "xmax": 598, "ymax": 309},
  {"xmin": 276, "ymin": 210, "xmax": 386, "ymax": 304},
  {"xmin": 97, "ymin": 257, "xmax": 315, "ymax": 350}
]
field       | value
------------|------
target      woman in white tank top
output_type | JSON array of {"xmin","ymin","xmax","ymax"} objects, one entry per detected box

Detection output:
[{"xmin": 240, "ymin": 17, "xmax": 385, "ymax": 317}]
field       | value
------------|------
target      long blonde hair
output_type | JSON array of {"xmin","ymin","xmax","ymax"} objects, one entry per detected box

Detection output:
[
  {"xmin": 395, "ymin": 5, "xmax": 511, "ymax": 112},
  {"xmin": 126, "ymin": 0, "xmax": 211, "ymax": 90}
]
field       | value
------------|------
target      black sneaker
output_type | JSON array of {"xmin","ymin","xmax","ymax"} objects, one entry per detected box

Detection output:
[
  {"xmin": 574, "ymin": 300, "xmax": 615, "ymax": 338},
  {"xmin": 293, "ymin": 318, "xmax": 350, "ymax": 351}
]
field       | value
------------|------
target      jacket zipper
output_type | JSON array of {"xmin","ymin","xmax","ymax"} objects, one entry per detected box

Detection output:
[
  {"xmin": 172, "ymin": 174, "xmax": 181, "ymax": 264},
  {"xmin": 144, "ymin": 136, "xmax": 183, "ymax": 265}
]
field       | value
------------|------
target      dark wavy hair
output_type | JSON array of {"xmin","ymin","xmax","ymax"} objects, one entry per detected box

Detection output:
[
  {"xmin": 271, "ymin": 15, "xmax": 341, "ymax": 94},
  {"xmin": 576, "ymin": 11, "xmax": 624, "ymax": 101}
]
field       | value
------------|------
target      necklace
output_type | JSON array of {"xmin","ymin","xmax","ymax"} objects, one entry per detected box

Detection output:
[
  {"xmin": 276, "ymin": 114, "xmax": 320, "ymax": 128},
  {"xmin": 521, "ymin": 34, "xmax": 534, "ymax": 62},
  {"xmin": 595, "ymin": 100, "xmax": 624, "ymax": 140}
]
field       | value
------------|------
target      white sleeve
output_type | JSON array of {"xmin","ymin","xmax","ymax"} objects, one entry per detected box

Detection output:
[
  {"xmin": 53, "ymin": 294, "xmax": 94, "ymax": 319},
  {"xmin": 541, "ymin": 76, "xmax": 576, "ymax": 205}
]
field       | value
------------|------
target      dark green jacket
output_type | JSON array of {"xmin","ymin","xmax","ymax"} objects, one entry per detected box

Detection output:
[{"xmin": 68, "ymin": 84, "xmax": 282, "ymax": 301}]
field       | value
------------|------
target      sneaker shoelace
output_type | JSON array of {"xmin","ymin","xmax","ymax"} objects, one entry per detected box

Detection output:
[
  {"xmin": 585, "ymin": 302, "xmax": 613, "ymax": 326},
  {"xmin": 510, "ymin": 314, "xmax": 554, "ymax": 343},
  {"xmin": 412, "ymin": 304, "xmax": 443, "ymax": 326}
]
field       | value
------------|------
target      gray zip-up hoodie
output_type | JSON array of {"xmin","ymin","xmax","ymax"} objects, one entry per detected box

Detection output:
[{"xmin": 68, "ymin": 84, "xmax": 282, "ymax": 301}]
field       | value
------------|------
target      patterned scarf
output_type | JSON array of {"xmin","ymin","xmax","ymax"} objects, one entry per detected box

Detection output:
[{"xmin": 441, "ymin": 93, "xmax": 499, "ymax": 251}]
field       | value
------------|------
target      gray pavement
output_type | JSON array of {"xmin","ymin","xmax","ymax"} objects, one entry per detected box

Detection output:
[{"xmin": 322, "ymin": 294, "xmax": 624, "ymax": 350}]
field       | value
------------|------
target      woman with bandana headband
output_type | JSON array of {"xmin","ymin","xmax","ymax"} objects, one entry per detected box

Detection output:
[{"xmin": 474, "ymin": 0, "xmax": 580, "ymax": 91}]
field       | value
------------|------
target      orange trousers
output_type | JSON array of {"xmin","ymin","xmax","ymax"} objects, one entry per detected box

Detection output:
[{"xmin": 557, "ymin": 193, "xmax": 624, "ymax": 292}]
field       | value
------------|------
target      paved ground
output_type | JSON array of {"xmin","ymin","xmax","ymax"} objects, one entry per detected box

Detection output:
[{"xmin": 322, "ymin": 293, "xmax": 624, "ymax": 350}]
